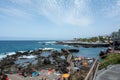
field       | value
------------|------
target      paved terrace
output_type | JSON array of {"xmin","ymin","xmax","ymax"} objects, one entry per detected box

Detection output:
[
  {"xmin": 8, "ymin": 70, "xmax": 58, "ymax": 80},
  {"xmin": 8, "ymin": 74, "xmax": 56, "ymax": 80},
  {"xmin": 96, "ymin": 64, "xmax": 120, "ymax": 80}
]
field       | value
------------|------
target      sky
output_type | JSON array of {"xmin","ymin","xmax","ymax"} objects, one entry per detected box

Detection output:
[{"xmin": 0, "ymin": 0, "xmax": 120, "ymax": 40}]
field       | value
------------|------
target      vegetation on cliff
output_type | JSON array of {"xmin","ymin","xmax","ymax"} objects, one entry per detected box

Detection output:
[{"xmin": 99, "ymin": 53, "xmax": 120, "ymax": 69}]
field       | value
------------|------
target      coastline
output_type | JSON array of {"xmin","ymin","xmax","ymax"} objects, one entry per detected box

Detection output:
[
  {"xmin": 0, "ymin": 40, "xmax": 106, "ymax": 60},
  {"xmin": 0, "ymin": 41, "xmax": 114, "ymax": 80},
  {"xmin": 56, "ymin": 41, "xmax": 110, "ymax": 47},
  {"xmin": 0, "ymin": 48, "xmax": 95, "ymax": 80}
]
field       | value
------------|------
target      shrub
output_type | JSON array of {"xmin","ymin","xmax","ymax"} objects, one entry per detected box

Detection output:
[{"xmin": 99, "ymin": 53, "xmax": 120, "ymax": 70}]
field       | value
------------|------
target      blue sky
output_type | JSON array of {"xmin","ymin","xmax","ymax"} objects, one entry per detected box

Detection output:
[{"xmin": 0, "ymin": 0, "xmax": 120, "ymax": 40}]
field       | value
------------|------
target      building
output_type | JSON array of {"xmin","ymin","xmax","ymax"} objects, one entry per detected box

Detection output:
[
  {"xmin": 111, "ymin": 29, "xmax": 120, "ymax": 42},
  {"xmin": 111, "ymin": 29, "xmax": 120, "ymax": 50}
]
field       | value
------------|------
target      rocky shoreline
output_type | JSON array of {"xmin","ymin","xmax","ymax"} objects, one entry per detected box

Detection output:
[
  {"xmin": 0, "ymin": 48, "xmax": 94, "ymax": 80},
  {"xmin": 56, "ymin": 41, "xmax": 110, "ymax": 48}
]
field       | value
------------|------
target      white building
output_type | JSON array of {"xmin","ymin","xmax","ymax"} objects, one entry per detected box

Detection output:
[{"xmin": 111, "ymin": 29, "xmax": 120, "ymax": 41}]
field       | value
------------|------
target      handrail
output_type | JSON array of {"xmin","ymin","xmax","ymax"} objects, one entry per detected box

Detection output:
[
  {"xmin": 84, "ymin": 57, "xmax": 99, "ymax": 80},
  {"xmin": 93, "ymin": 63, "xmax": 99, "ymax": 80}
]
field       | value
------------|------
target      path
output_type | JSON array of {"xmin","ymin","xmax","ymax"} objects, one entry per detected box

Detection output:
[
  {"xmin": 96, "ymin": 64, "xmax": 120, "ymax": 80},
  {"xmin": 8, "ymin": 70, "xmax": 58, "ymax": 80},
  {"xmin": 8, "ymin": 74, "xmax": 57, "ymax": 80}
]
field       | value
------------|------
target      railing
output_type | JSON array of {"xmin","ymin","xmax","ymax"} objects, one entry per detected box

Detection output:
[
  {"xmin": 84, "ymin": 57, "xmax": 99, "ymax": 80},
  {"xmin": 63, "ymin": 49, "xmax": 100, "ymax": 80}
]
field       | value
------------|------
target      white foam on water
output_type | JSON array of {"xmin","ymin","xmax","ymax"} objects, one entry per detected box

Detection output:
[
  {"xmin": 42, "ymin": 48, "xmax": 54, "ymax": 51},
  {"xmin": 0, "ymin": 54, "xmax": 7, "ymax": 60},
  {"xmin": 7, "ymin": 52, "xmax": 16, "ymax": 56},
  {"xmin": 0, "ymin": 51, "xmax": 25, "ymax": 60},
  {"xmin": 38, "ymin": 41, "xmax": 56, "ymax": 45},
  {"xmin": 45, "ymin": 41, "xmax": 56, "ymax": 44},
  {"xmin": 0, "ymin": 52, "xmax": 16, "ymax": 59},
  {"xmin": 19, "ymin": 50, "xmax": 26, "ymax": 53},
  {"xmin": 19, "ymin": 55, "xmax": 37, "ymax": 59}
]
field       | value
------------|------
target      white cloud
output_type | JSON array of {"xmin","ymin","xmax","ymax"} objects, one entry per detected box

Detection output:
[
  {"xmin": 103, "ymin": 0, "xmax": 120, "ymax": 18},
  {"xmin": 9, "ymin": 0, "xmax": 32, "ymax": 5},
  {"xmin": 35, "ymin": 0, "xmax": 93, "ymax": 26},
  {"xmin": 66, "ymin": 16, "xmax": 93, "ymax": 26},
  {"xmin": 0, "ymin": 7, "xmax": 32, "ymax": 18},
  {"xmin": 1, "ymin": 0, "xmax": 93, "ymax": 26},
  {"xmin": 117, "ymin": 0, "xmax": 120, "ymax": 6}
]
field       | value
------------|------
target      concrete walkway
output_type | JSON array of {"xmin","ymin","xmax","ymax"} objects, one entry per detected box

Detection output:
[
  {"xmin": 8, "ymin": 74, "xmax": 57, "ymax": 80},
  {"xmin": 8, "ymin": 70, "xmax": 58, "ymax": 80},
  {"xmin": 96, "ymin": 64, "xmax": 120, "ymax": 80}
]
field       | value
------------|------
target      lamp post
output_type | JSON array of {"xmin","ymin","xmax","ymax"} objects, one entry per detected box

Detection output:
[
  {"xmin": 113, "ymin": 38, "xmax": 115, "ymax": 53},
  {"xmin": 112, "ymin": 33, "xmax": 115, "ymax": 53},
  {"xmin": 112, "ymin": 33, "xmax": 116, "ymax": 65}
]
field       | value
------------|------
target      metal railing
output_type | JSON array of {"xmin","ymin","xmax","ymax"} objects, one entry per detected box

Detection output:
[{"xmin": 84, "ymin": 57, "xmax": 99, "ymax": 80}]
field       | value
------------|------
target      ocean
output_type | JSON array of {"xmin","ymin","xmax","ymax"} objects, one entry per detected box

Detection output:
[{"xmin": 0, "ymin": 40, "xmax": 106, "ymax": 59}]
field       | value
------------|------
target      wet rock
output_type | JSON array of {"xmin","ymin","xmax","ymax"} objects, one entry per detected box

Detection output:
[{"xmin": 43, "ymin": 58, "xmax": 51, "ymax": 64}]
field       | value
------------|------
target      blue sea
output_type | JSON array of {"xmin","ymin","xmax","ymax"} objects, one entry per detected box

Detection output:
[{"xmin": 0, "ymin": 40, "xmax": 106, "ymax": 59}]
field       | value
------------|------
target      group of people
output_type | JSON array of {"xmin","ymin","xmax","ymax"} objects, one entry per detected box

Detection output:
[
  {"xmin": 40, "ymin": 74, "xmax": 66, "ymax": 80},
  {"xmin": 0, "ymin": 73, "xmax": 9, "ymax": 80},
  {"xmin": 18, "ymin": 67, "xmax": 40, "ymax": 78}
]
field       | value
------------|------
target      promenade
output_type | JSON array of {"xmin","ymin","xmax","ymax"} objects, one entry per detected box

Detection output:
[
  {"xmin": 8, "ymin": 70, "xmax": 58, "ymax": 80},
  {"xmin": 96, "ymin": 64, "xmax": 120, "ymax": 80},
  {"xmin": 8, "ymin": 74, "xmax": 42, "ymax": 80},
  {"xmin": 8, "ymin": 73, "xmax": 57, "ymax": 80}
]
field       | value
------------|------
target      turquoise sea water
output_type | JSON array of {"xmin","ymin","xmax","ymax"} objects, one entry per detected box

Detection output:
[{"xmin": 0, "ymin": 41, "xmax": 106, "ymax": 59}]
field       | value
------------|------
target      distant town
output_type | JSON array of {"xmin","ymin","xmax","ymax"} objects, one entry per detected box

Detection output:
[
  {"xmin": 70, "ymin": 29, "xmax": 120, "ymax": 49},
  {"xmin": 74, "ymin": 29, "xmax": 120, "ymax": 44}
]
